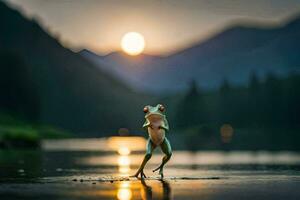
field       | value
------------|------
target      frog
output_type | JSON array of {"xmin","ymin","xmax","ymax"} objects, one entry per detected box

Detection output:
[{"xmin": 133, "ymin": 104, "xmax": 172, "ymax": 179}]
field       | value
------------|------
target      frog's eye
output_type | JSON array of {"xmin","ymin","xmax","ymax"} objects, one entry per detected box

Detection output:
[
  {"xmin": 158, "ymin": 104, "xmax": 165, "ymax": 112},
  {"xmin": 143, "ymin": 106, "xmax": 149, "ymax": 113}
]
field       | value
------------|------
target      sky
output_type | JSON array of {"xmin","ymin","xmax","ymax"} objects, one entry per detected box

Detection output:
[{"xmin": 4, "ymin": 0, "xmax": 300, "ymax": 55}]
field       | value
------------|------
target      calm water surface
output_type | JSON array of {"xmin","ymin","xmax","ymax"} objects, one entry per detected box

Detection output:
[{"xmin": 1, "ymin": 138, "xmax": 300, "ymax": 200}]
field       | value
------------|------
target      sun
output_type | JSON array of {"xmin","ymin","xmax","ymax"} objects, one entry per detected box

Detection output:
[{"xmin": 121, "ymin": 32, "xmax": 145, "ymax": 56}]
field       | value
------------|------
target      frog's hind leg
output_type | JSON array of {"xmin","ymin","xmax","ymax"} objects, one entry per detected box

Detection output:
[
  {"xmin": 133, "ymin": 138, "xmax": 155, "ymax": 179},
  {"xmin": 153, "ymin": 138, "xmax": 172, "ymax": 178}
]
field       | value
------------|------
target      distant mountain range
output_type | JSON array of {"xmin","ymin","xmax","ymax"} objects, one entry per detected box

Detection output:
[
  {"xmin": 80, "ymin": 15, "xmax": 300, "ymax": 93},
  {"xmin": 0, "ymin": 2, "xmax": 152, "ymax": 136}
]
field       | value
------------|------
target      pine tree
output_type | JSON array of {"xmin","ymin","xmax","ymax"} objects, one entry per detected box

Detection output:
[{"xmin": 175, "ymin": 80, "xmax": 205, "ymax": 129}]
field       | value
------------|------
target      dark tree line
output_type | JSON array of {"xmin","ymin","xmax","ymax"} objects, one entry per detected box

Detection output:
[
  {"xmin": 172, "ymin": 72, "xmax": 300, "ymax": 150},
  {"xmin": 175, "ymin": 72, "xmax": 300, "ymax": 130}
]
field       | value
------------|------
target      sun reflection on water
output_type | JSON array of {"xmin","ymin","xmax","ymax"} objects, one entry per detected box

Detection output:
[
  {"xmin": 118, "ymin": 146, "xmax": 131, "ymax": 155},
  {"xmin": 107, "ymin": 136, "xmax": 146, "ymax": 154},
  {"xmin": 117, "ymin": 182, "xmax": 132, "ymax": 200},
  {"xmin": 118, "ymin": 155, "xmax": 131, "ymax": 175},
  {"xmin": 116, "ymin": 141, "xmax": 132, "ymax": 176},
  {"xmin": 109, "ymin": 136, "xmax": 146, "ymax": 176}
]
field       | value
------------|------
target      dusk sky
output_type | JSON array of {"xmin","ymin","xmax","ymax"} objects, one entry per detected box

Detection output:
[{"xmin": 5, "ymin": 0, "xmax": 300, "ymax": 55}]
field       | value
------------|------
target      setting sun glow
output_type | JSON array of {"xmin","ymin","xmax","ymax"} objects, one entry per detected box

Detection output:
[{"xmin": 121, "ymin": 32, "xmax": 145, "ymax": 55}]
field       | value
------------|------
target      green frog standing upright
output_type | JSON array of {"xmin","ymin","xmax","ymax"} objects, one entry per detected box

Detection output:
[{"xmin": 133, "ymin": 104, "xmax": 172, "ymax": 179}]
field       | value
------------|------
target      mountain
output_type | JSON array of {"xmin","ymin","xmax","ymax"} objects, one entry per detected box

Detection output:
[
  {"xmin": 0, "ymin": 2, "xmax": 153, "ymax": 136},
  {"xmin": 81, "ymin": 15, "xmax": 300, "ymax": 93},
  {"xmin": 79, "ymin": 50, "xmax": 163, "ymax": 91}
]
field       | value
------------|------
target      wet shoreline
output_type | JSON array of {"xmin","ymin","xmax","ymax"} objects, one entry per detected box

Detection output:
[{"xmin": 1, "ymin": 139, "xmax": 300, "ymax": 199}]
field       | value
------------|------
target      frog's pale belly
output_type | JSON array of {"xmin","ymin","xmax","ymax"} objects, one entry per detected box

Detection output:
[{"xmin": 148, "ymin": 127, "xmax": 165, "ymax": 145}]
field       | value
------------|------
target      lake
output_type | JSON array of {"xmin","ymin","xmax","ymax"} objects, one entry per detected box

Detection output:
[{"xmin": 1, "ymin": 137, "xmax": 300, "ymax": 200}]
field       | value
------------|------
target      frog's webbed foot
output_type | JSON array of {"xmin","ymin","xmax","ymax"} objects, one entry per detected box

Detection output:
[
  {"xmin": 129, "ymin": 174, "xmax": 137, "ymax": 178},
  {"xmin": 153, "ymin": 166, "xmax": 164, "ymax": 179},
  {"xmin": 140, "ymin": 171, "xmax": 147, "ymax": 179},
  {"xmin": 159, "ymin": 168, "xmax": 164, "ymax": 179},
  {"xmin": 132, "ymin": 170, "xmax": 147, "ymax": 179}
]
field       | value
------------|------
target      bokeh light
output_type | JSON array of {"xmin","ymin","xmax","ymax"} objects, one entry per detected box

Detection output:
[{"xmin": 220, "ymin": 124, "xmax": 234, "ymax": 143}]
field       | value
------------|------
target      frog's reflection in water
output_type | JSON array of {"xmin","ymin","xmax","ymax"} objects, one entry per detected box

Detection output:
[
  {"xmin": 140, "ymin": 179, "xmax": 171, "ymax": 200},
  {"xmin": 116, "ymin": 179, "xmax": 171, "ymax": 200}
]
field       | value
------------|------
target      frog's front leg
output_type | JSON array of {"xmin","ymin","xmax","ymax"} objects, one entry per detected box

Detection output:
[
  {"xmin": 133, "ymin": 138, "xmax": 155, "ymax": 179},
  {"xmin": 153, "ymin": 138, "xmax": 172, "ymax": 178}
]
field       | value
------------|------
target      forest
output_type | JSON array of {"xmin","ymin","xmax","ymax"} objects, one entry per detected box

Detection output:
[{"xmin": 166, "ymin": 72, "xmax": 300, "ymax": 150}]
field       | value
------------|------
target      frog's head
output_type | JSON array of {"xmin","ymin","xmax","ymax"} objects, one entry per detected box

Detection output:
[{"xmin": 143, "ymin": 104, "xmax": 166, "ymax": 121}]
